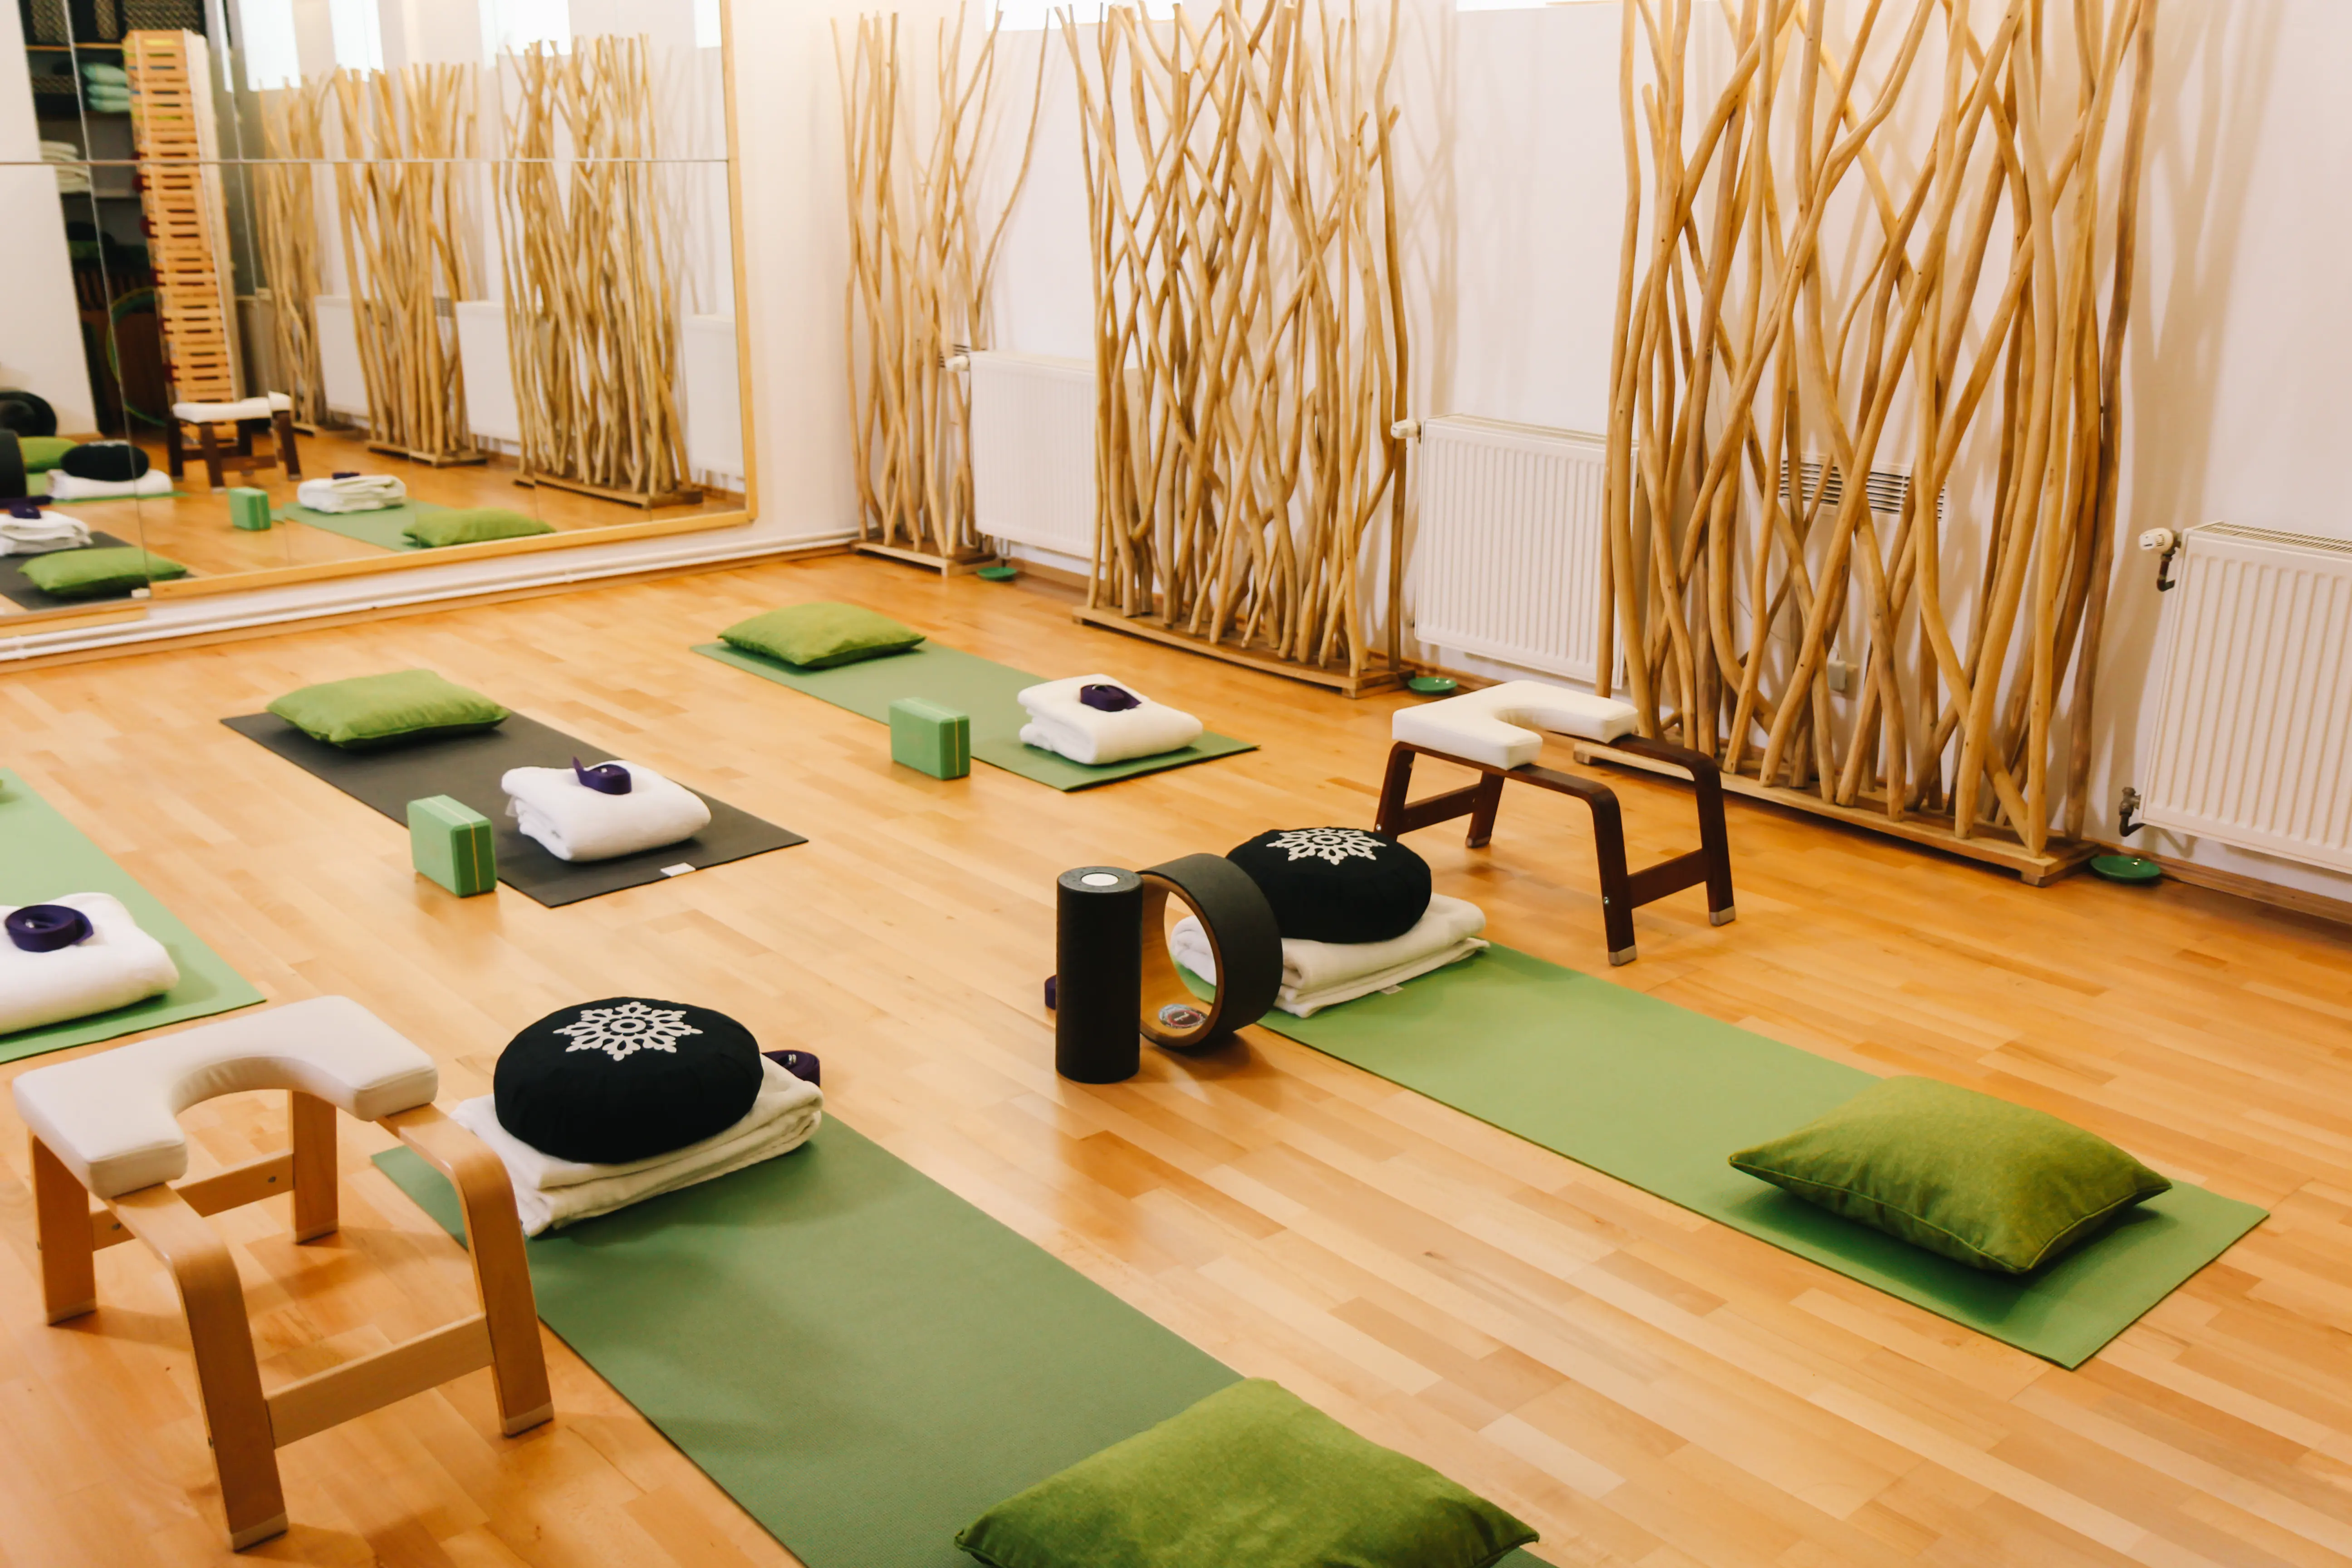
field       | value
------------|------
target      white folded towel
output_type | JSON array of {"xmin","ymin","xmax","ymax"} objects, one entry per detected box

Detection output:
[
  {"xmin": 1, "ymin": 510, "xmax": 92, "ymax": 556},
  {"xmin": 297, "ymin": 475, "xmax": 406, "ymax": 513},
  {"xmin": 0, "ymin": 892, "xmax": 181, "ymax": 1036},
  {"xmin": 1016, "ymin": 674, "xmax": 1204, "ymax": 765},
  {"xmin": 454, "ymin": 1058, "xmax": 823, "ymax": 1234},
  {"xmin": 1171, "ymin": 894, "xmax": 1489, "ymax": 1017},
  {"xmin": 45, "ymin": 470, "xmax": 172, "ymax": 501},
  {"xmin": 500, "ymin": 760, "xmax": 712, "ymax": 862}
]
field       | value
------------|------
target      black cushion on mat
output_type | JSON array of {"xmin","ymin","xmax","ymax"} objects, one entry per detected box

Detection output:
[
  {"xmin": 1225, "ymin": 827, "xmax": 1431, "ymax": 945},
  {"xmin": 59, "ymin": 440, "xmax": 151, "ymax": 482},
  {"xmin": 494, "ymin": 997, "xmax": 764, "ymax": 1164}
]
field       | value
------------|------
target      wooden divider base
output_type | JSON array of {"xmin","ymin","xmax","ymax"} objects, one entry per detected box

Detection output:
[
  {"xmin": 1071, "ymin": 606, "xmax": 1405, "ymax": 698},
  {"xmin": 853, "ymin": 539, "xmax": 1003, "ymax": 576}
]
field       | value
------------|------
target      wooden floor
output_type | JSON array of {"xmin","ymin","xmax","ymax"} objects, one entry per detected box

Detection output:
[{"xmin": 2, "ymin": 552, "xmax": 2349, "ymax": 1567}]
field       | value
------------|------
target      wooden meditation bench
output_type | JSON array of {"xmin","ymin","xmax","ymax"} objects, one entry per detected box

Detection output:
[{"xmin": 1374, "ymin": 681, "xmax": 1736, "ymax": 965}]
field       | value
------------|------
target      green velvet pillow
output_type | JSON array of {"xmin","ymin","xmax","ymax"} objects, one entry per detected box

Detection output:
[
  {"xmin": 20, "ymin": 436, "xmax": 77, "ymax": 472},
  {"xmin": 955, "ymin": 1380, "xmax": 1536, "ymax": 1568},
  {"xmin": 720, "ymin": 602, "xmax": 925, "ymax": 669},
  {"xmin": 18, "ymin": 546, "xmax": 188, "ymax": 598},
  {"xmin": 267, "ymin": 669, "xmax": 510, "ymax": 750},
  {"xmin": 1730, "ymin": 1077, "xmax": 2172, "ymax": 1274},
  {"xmin": 402, "ymin": 507, "xmax": 556, "ymax": 548}
]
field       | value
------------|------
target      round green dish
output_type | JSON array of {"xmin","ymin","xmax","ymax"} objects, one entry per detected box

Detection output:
[
  {"xmin": 1406, "ymin": 675, "xmax": 1458, "ymax": 696},
  {"xmin": 976, "ymin": 564, "xmax": 1019, "ymax": 582},
  {"xmin": 2089, "ymin": 854, "xmax": 2162, "ymax": 885}
]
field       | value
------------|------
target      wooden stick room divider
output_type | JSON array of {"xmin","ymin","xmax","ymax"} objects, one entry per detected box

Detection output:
[
  {"xmin": 835, "ymin": 10, "xmax": 1044, "ymax": 571},
  {"xmin": 1602, "ymin": 0, "xmax": 2155, "ymax": 881},
  {"xmin": 1063, "ymin": 0, "xmax": 1411, "ymax": 696},
  {"xmin": 255, "ymin": 83, "xmax": 328, "ymax": 427},
  {"xmin": 328, "ymin": 64, "xmax": 481, "ymax": 466}
]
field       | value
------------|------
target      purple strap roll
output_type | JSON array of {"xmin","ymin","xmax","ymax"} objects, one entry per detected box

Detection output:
[
  {"xmin": 7, "ymin": 903, "xmax": 93, "ymax": 953},
  {"xmin": 7, "ymin": 501, "xmax": 43, "ymax": 519},
  {"xmin": 763, "ymin": 1048, "xmax": 821, "ymax": 1086},
  {"xmin": 571, "ymin": 756, "xmax": 634, "ymax": 795},
  {"xmin": 1078, "ymin": 683, "xmax": 1142, "ymax": 713},
  {"xmin": 331, "ymin": 470, "xmax": 360, "ymax": 479}
]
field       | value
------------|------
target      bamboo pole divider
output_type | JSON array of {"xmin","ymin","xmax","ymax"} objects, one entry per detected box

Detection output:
[
  {"xmin": 1600, "ymin": 0, "xmax": 2153, "ymax": 879},
  {"xmin": 1058, "ymin": 0, "xmax": 1409, "ymax": 695},
  {"xmin": 255, "ymin": 83, "xmax": 328, "ymax": 426}
]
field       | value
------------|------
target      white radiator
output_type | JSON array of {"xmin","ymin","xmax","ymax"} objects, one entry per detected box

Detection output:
[
  {"xmin": 968, "ymin": 351, "xmax": 1096, "ymax": 558},
  {"xmin": 1411, "ymin": 415, "xmax": 1610, "ymax": 685},
  {"xmin": 2138, "ymin": 523, "xmax": 2352, "ymax": 872}
]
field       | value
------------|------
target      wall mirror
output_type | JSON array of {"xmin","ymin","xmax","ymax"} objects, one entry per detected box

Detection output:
[{"xmin": 2, "ymin": 0, "xmax": 749, "ymax": 624}]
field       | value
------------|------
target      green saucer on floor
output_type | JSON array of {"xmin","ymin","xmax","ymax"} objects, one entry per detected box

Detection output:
[
  {"xmin": 976, "ymin": 564, "xmax": 1019, "ymax": 581},
  {"xmin": 1406, "ymin": 675, "xmax": 1458, "ymax": 696},
  {"xmin": 2090, "ymin": 854, "xmax": 2163, "ymax": 884}
]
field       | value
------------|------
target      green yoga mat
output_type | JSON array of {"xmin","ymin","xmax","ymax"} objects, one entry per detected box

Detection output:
[
  {"xmin": 1197, "ymin": 945, "xmax": 2265, "ymax": 1368},
  {"xmin": 374, "ymin": 1126, "xmax": 1544, "ymax": 1566},
  {"xmin": 693, "ymin": 641, "xmax": 1257, "ymax": 789},
  {"xmin": 273, "ymin": 500, "xmax": 444, "ymax": 551},
  {"xmin": 0, "ymin": 770, "xmax": 265, "ymax": 1064}
]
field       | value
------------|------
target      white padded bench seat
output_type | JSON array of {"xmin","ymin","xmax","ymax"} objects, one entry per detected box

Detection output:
[
  {"xmin": 1392, "ymin": 679, "xmax": 1642, "ymax": 771},
  {"xmin": 12, "ymin": 996, "xmax": 437, "ymax": 1198},
  {"xmin": 171, "ymin": 392, "xmax": 294, "ymax": 424}
]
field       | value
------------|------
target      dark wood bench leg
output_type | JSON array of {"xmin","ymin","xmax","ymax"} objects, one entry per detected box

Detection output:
[
  {"xmin": 274, "ymin": 410, "xmax": 302, "ymax": 478},
  {"xmin": 1615, "ymin": 736, "xmax": 1737, "ymax": 927},
  {"xmin": 165, "ymin": 420, "xmax": 186, "ymax": 479},
  {"xmin": 1463, "ymin": 774, "xmax": 1506, "ymax": 848},
  {"xmin": 197, "ymin": 424, "xmax": 225, "ymax": 489},
  {"xmin": 1578, "ymin": 786, "xmax": 1639, "ymax": 965},
  {"xmin": 1373, "ymin": 742, "xmax": 1416, "ymax": 836}
]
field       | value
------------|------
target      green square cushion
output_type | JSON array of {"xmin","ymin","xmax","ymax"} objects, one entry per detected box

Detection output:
[
  {"xmin": 267, "ymin": 669, "xmax": 510, "ymax": 750},
  {"xmin": 720, "ymin": 602, "xmax": 925, "ymax": 669},
  {"xmin": 18, "ymin": 546, "xmax": 188, "ymax": 598},
  {"xmin": 402, "ymin": 507, "xmax": 556, "ymax": 548},
  {"xmin": 20, "ymin": 436, "xmax": 77, "ymax": 472},
  {"xmin": 955, "ymin": 1380, "xmax": 1537, "ymax": 1568},
  {"xmin": 1730, "ymin": 1077, "xmax": 2173, "ymax": 1274}
]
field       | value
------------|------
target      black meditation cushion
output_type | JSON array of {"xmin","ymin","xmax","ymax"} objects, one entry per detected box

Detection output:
[
  {"xmin": 59, "ymin": 440, "xmax": 151, "ymax": 483},
  {"xmin": 494, "ymin": 997, "xmax": 764, "ymax": 1164},
  {"xmin": 1226, "ymin": 827, "xmax": 1431, "ymax": 945}
]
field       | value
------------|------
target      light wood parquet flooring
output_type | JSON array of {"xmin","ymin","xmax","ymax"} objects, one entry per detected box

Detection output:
[{"xmin": 0, "ymin": 551, "xmax": 2348, "ymax": 1566}]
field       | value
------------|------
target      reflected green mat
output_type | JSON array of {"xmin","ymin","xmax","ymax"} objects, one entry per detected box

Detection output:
[
  {"xmin": 693, "ymin": 640, "xmax": 1256, "ymax": 789},
  {"xmin": 374, "ymin": 1127, "xmax": 1544, "ymax": 1567},
  {"xmin": 1200, "ymin": 945, "xmax": 2266, "ymax": 1368},
  {"xmin": 274, "ymin": 499, "xmax": 446, "ymax": 552},
  {"xmin": 0, "ymin": 770, "xmax": 265, "ymax": 1064}
]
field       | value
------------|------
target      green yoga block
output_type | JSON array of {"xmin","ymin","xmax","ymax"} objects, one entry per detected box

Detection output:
[
  {"xmin": 889, "ymin": 697, "xmax": 971, "ymax": 780},
  {"xmin": 407, "ymin": 794, "xmax": 496, "ymax": 896},
  {"xmin": 228, "ymin": 487, "xmax": 273, "ymax": 531}
]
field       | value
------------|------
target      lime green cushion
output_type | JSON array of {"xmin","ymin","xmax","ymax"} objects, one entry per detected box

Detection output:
[
  {"xmin": 17, "ymin": 546, "xmax": 188, "ymax": 598},
  {"xmin": 20, "ymin": 436, "xmax": 77, "ymax": 472},
  {"xmin": 1730, "ymin": 1077, "xmax": 2172, "ymax": 1274},
  {"xmin": 954, "ymin": 1380, "xmax": 1536, "ymax": 1568},
  {"xmin": 267, "ymin": 669, "xmax": 510, "ymax": 750},
  {"xmin": 401, "ymin": 507, "xmax": 555, "ymax": 548},
  {"xmin": 720, "ymin": 602, "xmax": 926, "ymax": 670}
]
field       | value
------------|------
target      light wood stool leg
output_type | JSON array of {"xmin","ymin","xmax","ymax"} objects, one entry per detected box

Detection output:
[
  {"xmin": 112, "ymin": 1186, "xmax": 288, "ymax": 1550},
  {"xmin": 31, "ymin": 1137, "xmax": 97, "ymax": 1323},
  {"xmin": 289, "ymin": 1092, "xmax": 338, "ymax": 1242}
]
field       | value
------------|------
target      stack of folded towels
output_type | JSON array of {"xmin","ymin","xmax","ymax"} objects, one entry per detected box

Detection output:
[
  {"xmin": 42, "ymin": 141, "xmax": 89, "ymax": 195},
  {"xmin": 81, "ymin": 63, "xmax": 131, "ymax": 114},
  {"xmin": 297, "ymin": 473, "xmax": 407, "ymax": 513},
  {"xmin": 456, "ymin": 997, "xmax": 822, "ymax": 1234},
  {"xmin": 1, "ymin": 505, "xmax": 92, "ymax": 556},
  {"xmin": 0, "ymin": 892, "xmax": 181, "ymax": 1036},
  {"xmin": 1172, "ymin": 827, "xmax": 1487, "ymax": 1015},
  {"xmin": 1017, "ymin": 675, "xmax": 1203, "ymax": 765},
  {"xmin": 501, "ymin": 758, "xmax": 712, "ymax": 862}
]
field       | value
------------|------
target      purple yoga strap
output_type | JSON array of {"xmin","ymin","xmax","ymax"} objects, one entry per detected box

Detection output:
[{"xmin": 6, "ymin": 903, "xmax": 93, "ymax": 954}]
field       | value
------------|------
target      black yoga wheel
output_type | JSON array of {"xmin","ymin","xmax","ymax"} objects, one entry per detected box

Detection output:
[
  {"xmin": 1137, "ymin": 853, "xmax": 1282, "ymax": 1049},
  {"xmin": 1054, "ymin": 866, "xmax": 1144, "ymax": 1083}
]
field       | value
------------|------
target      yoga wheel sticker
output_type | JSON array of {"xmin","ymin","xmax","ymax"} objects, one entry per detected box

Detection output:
[{"xmin": 1050, "ymin": 855, "xmax": 1283, "ymax": 1083}]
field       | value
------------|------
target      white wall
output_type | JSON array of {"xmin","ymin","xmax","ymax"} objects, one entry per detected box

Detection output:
[{"xmin": 0, "ymin": 0, "xmax": 99, "ymax": 434}]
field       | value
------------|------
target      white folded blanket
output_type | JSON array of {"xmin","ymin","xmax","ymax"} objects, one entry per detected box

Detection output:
[
  {"xmin": 0, "ymin": 892, "xmax": 181, "ymax": 1036},
  {"xmin": 45, "ymin": 470, "xmax": 172, "ymax": 500},
  {"xmin": 1016, "ymin": 674, "xmax": 1204, "ymax": 765},
  {"xmin": 454, "ymin": 1058, "xmax": 823, "ymax": 1234},
  {"xmin": 297, "ymin": 475, "xmax": 405, "ymax": 513},
  {"xmin": 1171, "ymin": 894, "xmax": 1489, "ymax": 1017},
  {"xmin": 500, "ymin": 761, "xmax": 712, "ymax": 862},
  {"xmin": 1, "ymin": 510, "xmax": 92, "ymax": 555},
  {"xmin": 172, "ymin": 392, "xmax": 293, "ymax": 423}
]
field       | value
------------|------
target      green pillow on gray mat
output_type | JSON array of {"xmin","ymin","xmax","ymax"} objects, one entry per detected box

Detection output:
[
  {"xmin": 956, "ymin": 1380, "xmax": 1536, "ymax": 1568},
  {"xmin": 19, "ymin": 546, "xmax": 187, "ymax": 598},
  {"xmin": 720, "ymin": 601, "xmax": 926, "ymax": 669},
  {"xmin": 268, "ymin": 669, "xmax": 510, "ymax": 750},
  {"xmin": 1730, "ymin": 1076, "xmax": 2173, "ymax": 1274},
  {"xmin": 402, "ymin": 507, "xmax": 555, "ymax": 548}
]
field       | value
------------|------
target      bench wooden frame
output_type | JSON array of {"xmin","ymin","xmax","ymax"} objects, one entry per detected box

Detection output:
[
  {"xmin": 30, "ymin": 1096, "xmax": 550, "ymax": 1551},
  {"xmin": 165, "ymin": 407, "xmax": 304, "ymax": 490},
  {"xmin": 1374, "ymin": 735, "xmax": 1737, "ymax": 965}
]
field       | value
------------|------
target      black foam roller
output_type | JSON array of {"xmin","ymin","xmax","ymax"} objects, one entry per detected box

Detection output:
[
  {"xmin": 1054, "ymin": 865, "xmax": 1143, "ymax": 1083},
  {"xmin": 0, "ymin": 432, "xmax": 24, "ymax": 502}
]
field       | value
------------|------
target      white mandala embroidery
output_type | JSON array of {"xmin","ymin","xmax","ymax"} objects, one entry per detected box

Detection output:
[
  {"xmin": 1267, "ymin": 827, "xmax": 1385, "ymax": 866},
  {"xmin": 555, "ymin": 1000, "xmax": 702, "ymax": 1063}
]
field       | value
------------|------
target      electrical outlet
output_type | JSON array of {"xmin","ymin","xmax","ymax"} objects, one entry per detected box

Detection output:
[{"xmin": 1826, "ymin": 659, "xmax": 1855, "ymax": 693}]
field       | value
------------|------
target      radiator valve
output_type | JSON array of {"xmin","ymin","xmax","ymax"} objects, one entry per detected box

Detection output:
[
  {"xmin": 2119, "ymin": 786, "xmax": 2144, "ymax": 837},
  {"xmin": 2137, "ymin": 527, "xmax": 2181, "ymax": 591},
  {"xmin": 1391, "ymin": 418, "xmax": 1421, "ymax": 441}
]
